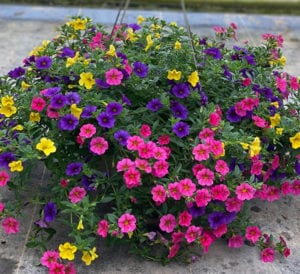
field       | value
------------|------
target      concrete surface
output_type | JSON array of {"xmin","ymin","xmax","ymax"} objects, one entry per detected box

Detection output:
[{"xmin": 0, "ymin": 4, "xmax": 300, "ymax": 274}]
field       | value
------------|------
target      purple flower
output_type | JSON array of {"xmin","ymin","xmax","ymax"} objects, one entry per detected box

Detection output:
[
  {"xmin": 121, "ymin": 94, "xmax": 131, "ymax": 106},
  {"xmin": 106, "ymin": 102, "xmax": 123, "ymax": 116},
  {"xmin": 114, "ymin": 129, "xmax": 130, "ymax": 146},
  {"xmin": 82, "ymin": 175, "xmax": 96, "ymax": 191},
  {"xmin": 8, "ymin": 67, "xmax": 25, "ymax": 79},
  {"xmin": 173, "ymin": 121, "xmax": 190, "ymax": 138},
  {"xmin": 58, "ymin": 114, "xmax": 79, "ymax": 131},
  {"xmin": 127, "ymin": 23, "xmax": 141, "ymax": 31},
  {"xmin": 50, "ymin": 94, "xmax": 67, "ymax": 109},
  {"xmin": 226, "ymin": 106, "xmax": 241, "ymax": 123},
  {"xmin": 35, "ymin": 56, "xmax": 52, "ymax": 69},
  {"xmin": 146, "ymin": 98, "xmax": 163, "ymax": 112},
  {"xmin": 96, "ymin": 112, "xmax": 115, "ymax": 128},
  {"xmin": 222, "ymin": 65, "xmax": 232, "ymax": 80},
  {"xmin": 208, "ymin": 211, "xmax": 226, "ymax": 229},
  {"xmin": 170, "ymin": 101, "xmax": 188, "ymax": 119},
  {"xmin": 66, "ymin": 162, "xmax": 83, "ymax": 176},
  {"xmin": 0, "ymin": 152, "xmax": 15, "ymax": 169},
  {"xmin": 43, "ymin": 202, "xmax": 57, "ymax": 223},
  {"xmin": 188, "ymin": 203, "xmax": 205, "ymax": 218},
  {"xmin": 66, "ymin": 92, "xmax": 81, "ymax": 105},
  {"xmin": 171, "ymin": 83, "xmax": 190, "ymax": 99},
  {"xmin": 245, "ymin": 54, "xmax": 256, "ymax": 65},
  {"xmin": 81, "ymin": 105, "xmax": 97, "ymax": 118},
  {"xmin": 223, "ymin": 212, "xmax": 236, "ymax": 224},
  {"xmin": 295, "ymin": 160, "xmax": 300, "ymax": 175},
  {"xmin": 204, "ymin": 47, "xmax": 222, "ymax": 59},
  {"xmin": 95, "ymin": 78, "xmax": 110, "ymax": 89},
  {"xmin": 133, "ymin": 61, "xmax": 149, "ymax": 78},
  {"xmin": 43, "ymin": 87, "xmax": 61, "ymax": 97},
  {"xmin": 200, "ymin": 91, "xmax": 208, "ymax": 106},
  {"xmin": 61, "ymin": 47, "xmax": 75, "ymax": 58}
]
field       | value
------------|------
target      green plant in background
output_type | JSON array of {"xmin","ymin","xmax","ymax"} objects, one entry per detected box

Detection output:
[{"xmin": 0, "ymin": 15, "xmax": 299, "ymax": 272}]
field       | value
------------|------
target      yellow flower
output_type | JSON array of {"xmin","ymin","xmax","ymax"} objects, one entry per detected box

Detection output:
[
  {"xmin": 249, "ymin": 137, "xmax": 261, "ymax": 157},
  {"xmin": 276, "ymin": 128, "xmax": 283, "ymax": 135},
  {"xmin": 126, "ymin": 28, "xmax": 138, "ymax": 42},
  {"xmin": 279, "ymin": 56, "xmax": 286, "ymax": 66},
  {"xmin": 29, "ymin": 40, "xmax": 50, "ymax": 56},
  {"xmin": 12, "ymin": 125, "xmax": 23, "ymax": 131},
  {"xmin": 84, "ymin": 59, "xmax": 91, "ymax": 66},
  {"xmin": 21, "ymin": 81, "xmax": 31, "ymax": 90},
  {"xmin": 0, "ymin": 105, "xmax": 17, "ymax": 117},
  {"xmin": 79, "ymin": 72, "xmax": 95, "ymax": 90},
  {"xmin": 106, "ymin": 44, "xmax": 116, "ymax": 57},
  {"xmin": 145, "ymin": 35, "xmax": 153, "ymax": 51},
  {"xmin": 71, "ymin": 104, "xmax": 83, "ymax": 119},
  {"xmin": 271, "ymin": 101, "xmax": 279, "ymax": 108},
  {"xmin": 170, "ymin": 22, "xmax": 177, "ymax": 27},
  {"xmin": 1, "ymin": 95, "xmax": 14, "ymax": 106},
  {"xmin": 167, "ymin": 69, "xmax": 182, "ymax": 81},
  {"xmin": 29, "ymin": 112, "xmax": 41, "ymax": 122},
  {"xmin": 69, "ymin": 18, "xmax": 87, "ymax": 30},
  {"xmin": 187, "ymin": 71, "xmax": 199, "ymax": 87},
  {"xmin": 174, "ymin": 40, "xmax": 181, "ymax": 50},
  {"xmin": 155, "ymin": 32, "xmax": 160, "ymax": 39},
  {"xmin": 59, "ymin": 242, "xmax": 77, "ymax": 261},
  {"xmin": 240, "ymin": 142, "xmax": 249, "ymax": 150},
  {"xmin": 81, "ymin": 247, "xmax": 98, "ymax": 266},
  {"xmin": 36, "ymin": 137, "xmax": 56, "ymax": 156},
  {"xmin": 289, "ymin": 132, "xmax": 300, "ymax": 149},
  {"xmin": 137, "ymin": 15, "xmax": 145, "ymax": 25},
  {"xmin": 151, "ymin": 24, "xmax": 161, "ymax": 31},
  {"xmin": 269, "ymin": 113, "xmax": 281, "ymax": 128},
  {"xmin": 9, "ymin": 160, "xmax": 23, "ymax": 172},
  {"xmin": 77, "ymin": 218, "xmax": 84, "ymax": 230},
  {"xmin": 66, "ymin": 52, "xmax": 80, "ymax": 68}
]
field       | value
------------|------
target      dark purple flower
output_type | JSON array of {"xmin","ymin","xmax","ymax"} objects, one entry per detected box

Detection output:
[
  {"xmin": 82, "ymin": 175, "xmax": 96, "ymax": 191},
  {"xmin": 0, "ymin": 152, "xmax": 15, "ymax": 169},
  {"xmin": 245, "ymin": 54, "xmax": 256, "ymax": 65},
  {"xmin": 34, "ymin": 219, "xmax": 48, "ymax": 228},
  {"xmin": 117, "ymin": 52, "xmax": 127, "ymax": 62},
  {"xmin": 171, "ymin": 83, "xmax": 190, "ymax": 99},
  {"xmin": 58, "ymin": 114, "xmax": 79, "ymax": 131},
  {"xmin": 61, "ymin": 47, "xmax": 75, "ymax": 58},
  {"xmin": 204, "ymin": 47, "xmax": 222, "ymax": 59},
  {"xmin": 8, "ymin": 67, "xmax": 25, "ymax": 79},
  {"xmin": 199, "ymin": 37, "xmax": 207, "ymax": 45},
  {"xmin": 170, "ymin": 101, "xmax": 188, "ymax": 119},
  {"xmin": 114, "ymin": 129, "xmax": 130, "ymax": 146},
  {"xmin": 200, "ymin": 91, "xmax": 208, "ymax": 106},
  {"xmin": 35, "ymin": 56, "xmax": 52, "ymax": 69},
  {"xmin": 96, "ymin": 112, "xmax": 115, "ymax": 128},
  {"xmin": 208, "ymin": 212, "xmax": 226, "ymax": 229},
  {"xmin": 188, "ymin": 203, "xmax": 205, "ymax": 218},
  {"xmin": 127, "ymin": 23, "xmax": 141, "ymax": 31},
  {"xmin": 146, "ymin": 98, "xmax": 163, "ymax": 112},
  {"xmin": 295, "ymin": 160, "xmax": 300, "ymax": 175},
  {"xmin": 66, "ymin": 92, "xmax": 81, "ymax": 105},
  {"xmin": 223, "ymin": 212, "xmax": 236, "ymax": 224},
  {"xmin": 81, "ymin": 105, "xmax": 97, "ymax": 119},
  {"xmin": 106, "ymin": 102, "xmax": 123, "ymax": 116},
  {"xmin": 66, "ymin": 162, "xmax": 83, "ymax": 176},
  {"xmin": 43, "ymin": 202, "xmax": 57, "ymax": 223},
  {"xmin": 240, "ymin": 68, "xmax": 254, "ymax": 79},
  {"xmin": 51, "ymin": 94, "xmax": 67, "ymax": 109},
  {"xmin": 223, "ymin": 65, "xmax": 232, "ymax": 80},
  {"xmin": 173, "ymin": 121, "xmax": 190, "ymax": 138},
  {"xmin": 121, "ymin": 94, "xmax": 131, "ymax": 106},
  {"xmin": 226, "ymin": 106, "xmax": 242, "ymax": 123},
  {"xmin": 95, "ymin": 78, "xmax": 110, "ymax": 89},
  {"xmin": 42, "ymin": 87, "xmax": 61, "ymax": 97},
  {"xmin": 133, "ymin": 61, "xmax": 148, "ymax": 78}
]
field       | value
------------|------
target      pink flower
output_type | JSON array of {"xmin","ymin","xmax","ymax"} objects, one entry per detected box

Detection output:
[
  {"xmin": 158, "ymin": 134, "xmax": 170, "ymax": 145},
  {"xmin": 65, "ymin": 262, "xmax": 76, "ymax": 274},
  {"xmin": 235, "ymin": 101, "xmax": 247, "ymax": 117},
  {"xmin": 291, "ymin": 179, "xmax": 300, "ymax": 195},
  {"xmin": 198, "ymin": 128, "xmax": 215, "ymax": 141},
  {"xmin": 90, "ymin": 136, "xmax": 108, "ymax": 155},
  {"xmin": 137, "ymin": 141, "xmax": 156, "ymax": 159},
  {"xmin": 139, "ymin": 124, "xmax": 151, "ymax": 138},
  {"xmin": 192, "ymin": 163, "xmax": 205, "ymax": 176},
  {"xmin": 245, "ymin": 226, "xmax": 261, "ymax": 244},
  {"xmin": 105, "ymin": 68, "xmax": 123, "ymax": 85},
  {"xmin": 31, "ymin": 97, "xmax": 46, "ymax": 112},
  {"xmin": 153, "ymin": 146, "xmax": 168, "ymax": 160},
  {"xmin": 185, "ymin": 225, "xmax": 202, "ymax": 243},
  {"xmin": 168, "ymin": 244, "xmax": 180, "ymax": 259},
  {"xmin": 172, "ymin": 231, "xmax": 185, "ymax": 244},
  {"xmin": 228, "ymin": 235, "xmax": 244, "ymax": 248},
  {"xmin": 200, "ymin": 230, "xmax": 215, "ymax": 253},
  {"xmin": 290, "ymin": 76, "xmax": 299, "ymax": 91},
  {"xmin": 213, "ymin": 223, "xmax": 227, "ymax": 238},
  {"xmin": 97, "ymin": 219, "xmax": 109, "ymax": 238},
  {"xmin": 209, "ymin": 112, "xmax": 221, "ymax": 127},
  {"xmin": 192, "ymin": 144, "xmax": 210, "ymax": 161},
  {"xmin": 151, "ymin": 185, "xmax": 167, "ymax": 204},
  {"xmin": 0, "ymin": 202, "xmax": 4, "ymax": 212},
  {"xmin": 283, "ymin": 247, "xmax": 291, "ymax": 258},
  {"xmin": 252, "ymin": 115, "xmax": 269, "ymax": 128},
  {"xmin": 126, "ymin": 135, "xmax": 144, "ymax": 150},
  {"xmin": 215, "ymin": 160, "xmax": 229, "ymax": 176},
  {"xmin": 281, "ymin": 181, "xmax": 292, "ymax": 195},
  {"xmin": 178, "ymin": 178, "xmax": 196, "ymax": 197},
  {"xmin": 118, "ymin": 213, "xmax": 136, "ymax": 233},
  {"xmin": 152, "ymin": 160, "xmax": 169, "ymax": 178},
  {"xmin": 79, "ymin": 124, "xmax": 96, "ymax": 138},
  {"xmin": 123, "ymin": 168, "xmax": 141, "ymax": 188},
  {"xmin": 134, "ymin": 158, "xmax": 152, "ymax": 173},
  {"xmin": 195, "ymin": 189, "xmax": 211, "ymax": 207},
  {"xmin": 49, "ymin": 262, "xmax": 66, "ymax": 274},
  {"xmin": 116, "ymin": 158, "xmax": 135, "ymax": 172},
  {"xmin": 159, "ymin": 214, "xmax": 176, "ymax": 233},
  {"xmin": 250, "ymin": 160, "xmax": 263, "ymax": 175},
  {"xmin": 2, "ymin": 217, "xmax": 19, "ymax": 234},
  {"xmin": 207, "ymin": 139, "xmax": 224, "ymax": 157},
  {"xmin": 196, "ymin": 168, "xmax": 214, "ymax": 186},
  {"xmin": 271, "ymin": 154, "xmax": 280, "ymax": 170},
  {"xmin": 266, "ymin": 186, "xmax": 280, "ymax": 202},
  {"xmin": 68, "ymin": 186, "xmax": 86, "ymax": 203},
  {"xmin": 261, "ymin": 247, "xmax": 275, "ymax": 262},
  {"xmin": 276, "ymin": 76, "xmax": 287, "ymax": 93},
  {"xmin": 211, "ymin": 184, "xmax": 230, "ymax": 201},
  {"xmin": 40, "ymin": 250, "xmax": 59, "ymax": 267},
  {"xmin": 0, "ymin": 170, "xmax": 10, "ymax": 187},
  {"xmin": 235, "ymin": 182, "xmax": 256, "ymax": 200},
  {"xmin": 242, "ymin": 77, "xmax": 252, "ymax": 87},
  {"xmin": 168, "ymin": 182, "xmax": 182, "ymax": 200},
  {"xmin": 47, "ymin": 105, "xmax": 60, "ymax": 119},
  {"xmin": 178, "ymin": 210, "xmax": 192, "ymax": 227},
  {"xmin": 225, "ymin": 196, "xmax": 243, "ymax": 212}
]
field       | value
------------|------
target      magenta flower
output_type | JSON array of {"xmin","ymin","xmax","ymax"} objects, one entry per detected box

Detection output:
[
  {"xmin": 97, "ymin": 220, "xmax": 109, "ymax": 238},
  {"xmin": 118, "ymin": 213, "xmax": 136, "ymax": 233},
  {"xmin": 123, "ymin": 168, "xmax": 141, "ymax": 188},
  {"xmin": 192, "ymin": 144, "xmax": 210, "ymax": 161},
  {"xmin": 178, "ymin": 178, "xmax": 196, "ymax": 197},
  {"xmin": 159, "ymin": 214, "xmax": 176, "ymax": 233},
  {"xmin": 152, "ymin": 160, "xmax": 169, "ymax": 178},
  {"xmin": 215, "ymin": 160, "xmax": 229, "ymax": 176},
  {"xmin": 40, "ymin": 250, "xmax": 59, "ymax": 267},
  {"xmin": 116, "ymin": 158, "xmax": 135, "ymax": 172},
  {"xmin": 168, "ymin": 182, "xmax": 182, "ymax": 201},
  {"xmin": 126, "ymin": 135, "xmax": 144, "ymax": 151},
  {"xmin": 90, "ymin": 136, "xmax": 109, "ymax": 155},
  {"xmin": 185, "ymin": 225, "xmax": 202, "ymax": 243},
  {"xmin": 261, "ymin": 247, "xmax": 275, "ymax": 262},
  {"xmin": 196, "ymin": 168, "xmax": 215, "ymax": 186},
  {"xmin": 105, "ymin": 68, "xmax": 123, "ymax": 85},
  {"xmin": 2, "ymin": 217, "xmax": 19, "ymax": 234},
  {"xmin": 228, "ymin": 235, "xmax": 244, "ymax": 248},
  {"xmin": 79, "ymin": 123, "xmax": 96, "ymax": 139},
  {"xmin": 195, "ymin": 189, "xmax": 211, "ymax": 207},
  {"xmin": 225, "ymin": 196, "xmax": 243, "ymax": 212},
  {"xmin": 0, "ymin": 170, "xmax": 10, "ymax": 187},
  {"xmin": 211, "ymin": 184, "xmax": 230, "ymax": 201},
  {"xmin": 245, "ymin": 226, "xmax": 261, "ymax": 244},
  {"xmin": 68, "ymin": 186, "xmax": 86, "ymax": 203},
  {"xmin": 151, "ymin": 185, "xmax": 167, "ymax": 204},
  {"xmin": 291, "ymin": 179, "xmax": 300, "ymax": 195},
  {"xmin": 31, "ymin": 97, "xmax": 46, "ymax": 112},
  {"xmin": 235, "ymin": 182, "xmax": 256, "ymax": 200},
  {"xmin": 178, "ymin": 210, "xmax": 192, "ymax": 227}
]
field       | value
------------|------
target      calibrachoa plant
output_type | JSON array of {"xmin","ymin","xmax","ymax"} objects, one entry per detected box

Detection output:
[{"xmin": 0, "ymin": 15, "xmax": 300, "ymax": 272}]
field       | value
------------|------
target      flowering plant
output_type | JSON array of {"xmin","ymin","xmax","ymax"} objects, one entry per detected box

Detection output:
[{"xmin": 0, "ymin": 15, "xmax": 300, "ymax": 272}]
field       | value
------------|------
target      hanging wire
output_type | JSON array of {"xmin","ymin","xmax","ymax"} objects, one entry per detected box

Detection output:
[{"xmin": 180, "ymin": 0, "xmax": 198, "ymax": 69}]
